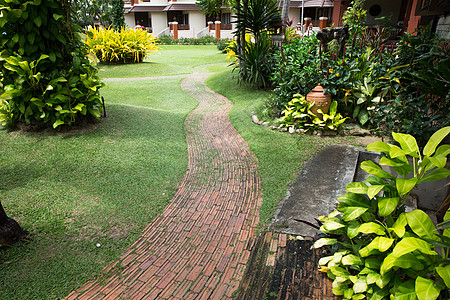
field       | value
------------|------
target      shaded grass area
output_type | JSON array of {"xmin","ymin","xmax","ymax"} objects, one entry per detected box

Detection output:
[
  {"xmin": 206, "ymin": 71, "xmax": 355, "ymax": 226},
  {"xmin": 98, "ymin": 45, "xmax": 226, "ymax": 78},
  {"xmin": 0, "ymin": 78, "xmax": 197, "ymax": 299}
]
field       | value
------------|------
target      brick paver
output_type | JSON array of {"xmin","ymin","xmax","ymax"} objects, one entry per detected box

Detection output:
[{"xmin": 65, "ymin": 71, "xmax": 262, "ymax": 299}]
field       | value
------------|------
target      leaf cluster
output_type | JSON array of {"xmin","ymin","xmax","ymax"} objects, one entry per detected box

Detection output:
[
  {"xmin": 315, "ymin": 127, "xmax": 450, "ymax": 299},
  {"xmin": 0, "ymin": 0, "xmax": 104, "ymax": 128}
]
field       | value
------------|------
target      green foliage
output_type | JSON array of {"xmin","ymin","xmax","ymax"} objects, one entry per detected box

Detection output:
[
  {"xmin": 315, "ymin": 127, "xmax": 450, "ymax": 299},
  {"xmin": 110, "ymin": 0, "xmax": 125, "ymax": 30},
  {"xmin": 196, "ymin": 0, "xmax": 233, "ymax": 17},
  {"xmin": 268, "ymin": 35, "xmax": 320, "ymax": 117},
  {"xmin": 158, "ymin": 35, "xmax": 220, "ymax": 45},
  {"xmin": 234, "ymin": 0, "xmax": 281, "ymax": 43},
  {"xmin": 234, "ymin": 31, "xmax": 276, "ymax": 88},
  {"xmin": 342, "ymin": 0, "xmax": 367, "ymax": 28},
  {"xmin": 85, "ymin": 26, "xmax": 159, "ymax": 64},
  {"xmin": 71, "ymin": 0, "xmax": 112, "ymax": 28},
  {"xmin": 0, "ymin": 0, "xmax": 104, "ymax": 128},
  {"xmin": 217, "ymin": 38, "xmax": 233, "ymax": 52},
  {"xmin": 279, "ymin": 95, "xmax": 347, "ymax": 132}
]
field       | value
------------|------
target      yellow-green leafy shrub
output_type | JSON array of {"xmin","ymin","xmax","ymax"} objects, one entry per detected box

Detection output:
[{"xmin": 85, "ymin": 27, "xmax": 159, "ymax": 64}]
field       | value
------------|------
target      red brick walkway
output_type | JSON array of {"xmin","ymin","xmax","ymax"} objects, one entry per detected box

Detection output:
[{"xmin": 65, "ymin": 72, "xmax": 262, "ymax": 299}]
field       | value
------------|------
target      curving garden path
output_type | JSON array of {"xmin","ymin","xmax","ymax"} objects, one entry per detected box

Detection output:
[{"xmin": 65, "ymin": 69, "xmax": 263, "ymax": 299}]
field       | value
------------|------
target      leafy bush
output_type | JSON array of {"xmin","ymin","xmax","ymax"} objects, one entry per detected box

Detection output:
[
  {"xmin": 217, "ymin": 38, "xmax": 232, "ymax": 52},
  {"xmin": 268, "ymin": 35, "xmax": 321, "ymax": 117},
  {"xmin": 158, "ymin": 35, "xmax": 220, "ymax": 45},
  {"xmin": 279, "ymin": 95, "xmax": 347, "ymax": 132},
  {"xmin": 85, "ymin": 27, "xmax": 159, "ymax": 64},
  {"xmin": 315, "ymin": 126, "xmax": 450, "ymax": 299},
  {"xmin": 0, "ymin": 0, "xmax": 104, "ymax": 129}
]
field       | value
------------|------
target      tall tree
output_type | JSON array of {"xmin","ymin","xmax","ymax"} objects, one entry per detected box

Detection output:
[
  {"xmin": 71, "ymin": 0, "xmax": 112, "ymax": 28},
  {"xmin": 111, "ymin": 0, "xmax": 125, "ymax": 30}
]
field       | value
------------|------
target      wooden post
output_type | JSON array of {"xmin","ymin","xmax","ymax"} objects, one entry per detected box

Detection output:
[
  {"xmin": 208, "ymin": 21, "xmax": 213, "ymax": 34},
  {"xmin": 304, "ymin": 17, "xmax": 311, "ymax": 30},
  {"xmin": 215, "ymin": 21, "xmax": 221, "ymax": 39},
  {"xmin": 319, "ymin": 17, "xmax": 328, "ymax": 29},
  {"xmin": 172, "ymin": 21, "xmax": 178, "ymax": 40}
]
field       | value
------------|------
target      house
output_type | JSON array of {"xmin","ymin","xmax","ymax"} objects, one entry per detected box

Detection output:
[
  {"xmin": 123, "ymin": 0, "xmax": 235, "ymax": 38},
  {"xmin": 123, "ymin": 0, "xmax": 450, "ymax": 39}
]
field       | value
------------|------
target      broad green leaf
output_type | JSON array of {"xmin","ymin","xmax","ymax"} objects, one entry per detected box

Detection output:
[
  {"xmin": 342, "ymin": 254, "xmax": 363, "ymax": 266},
  {"xmin": 420, "ymin": 168, "xmax": 450, "ymax": 183},
  {"xmin": 321, "ymin": 220, "xmax": 345, "ymax": 232},
  {"xmin": 365, "ymin": 258, "xmax": 381, "ymax": 270},
  {"xmin": 34, "ymin": 15, "xmax": 42, "ymax": 27},
  {"xmin": 53, "ymin": 13, "xmax": 63, "ymax": 20},
  {"xmin": 342, "ymin": 207, "xmax": 369, "ymax": 222},
  {"xmin": 389, "ymin": 145, "xmax": 407, "ymax": 160},
  {"xmin": 380, "ymin": 253, "xmax": 396, "ymax": 275},
  {"xmin": 381, "ymin": 253, "xmax": 424, "ymax": 275},
  {"xmin": 358, "ymin": 222, "xmax": 386, "ymax": 235},
  {"xmin": 390, "ymin": 213, "xmax": 407, "ymax": 238},
  {"xmin": 396, "ymin": 178, "xmax": 418, "ymax": 195},
  {"xmin": 415, "ymin": 276, "xmax": 440, "ymax": 300},
  {"xmin": 353, "ymin": 277, "xmax": 368, "ymax": 294},
  {"xmin": 367, "ymin": 185, "xmax": 384, "ymax": 199},
  {"xmin": 379, "ymin": 157, "xmax": 408, "ymax": 167},
  {"xmin": 376, "ymin": 272, "xmax": 392, "ymax": 289},
  {"xmin": 53, "ymin": 119, "xmax": 64, "ymax": 128},
  {"xmin": 406, "ymin": 210, "xmax": 438, "ymax": 240},
  {"xmin": 347, "ymin": 221, "xmax": 361, "ymax": 239},
  {"xmin": 361, "ymin": 160, "xmax": 395, "ymax": 179},
  {"xmin": 318, "ymin": 255, "xmax": 334, "ymax": 266},
  {"xmin": 330, "ymin": 266, "xmax": 350, "ymax": 278},
  {"xmin": 359, "ymin": 237, "xmax": 394, "ymax": 257},
  {"xmin": 366, "ymin": 272, "xmax": 380, "ymax": 284},
  {"xmin": 368, "ymin": 287, "xmax": 389, "ymax": 300},
  {"xmin": 378, "ymin": 197, "xmax": 400, "ymax": 217},
  {"xmin": 367, "ymin": 141, "xmax": 391, "ymax": 153},
  {"xmin": 423, "ymin": 126, "xmax": 450, "ymax": 157},
  {"xmin": 338, "ymin": 193, "xmax": 371, "ymax": 208},
  {"xmin": 346, "ymin": 182, "xmax": 369, "ymax": 194},
  {"xmin": 435, "ymin": 265, "xmax": 450, "ymax": 288},
  {"xmin": 428, "ymin": 156, "xmax": 447, "ymax": 169},
  {"xmin": 365, "ymin": 175, "xmax": 386, "ymax": 185},
  {"xmin": 314, "ymin": 238, "xmax": 337, "ymax": 248},
  {"xmin": 434, "ymin": 145, "xmax": 450, "ymax": 158},
  {"xmin": 393, "ymin": 280, "xmax": 416, "ymax": 300},
  {"xmin": 392, "ymin": 237, "xmax": 438, "ymax": 257},
  {"xmin": 393, "ymin": 132, "xmax": 420, "ymax": 157}
]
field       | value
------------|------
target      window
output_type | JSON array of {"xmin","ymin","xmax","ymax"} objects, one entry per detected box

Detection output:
[{"xmin": 221, "ymin": 13, "xmax": 231, "ymax": 24}]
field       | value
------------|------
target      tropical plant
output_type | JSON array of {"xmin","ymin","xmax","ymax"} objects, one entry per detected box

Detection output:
[
  {"xmin": 233, "ymin": 0, "xmax": 280, "ymax": 43},
  {"xmin": 313, "ymin": 101, "xmax": 348, "ymax": 131},
  {"xmin": 315, "ymin": 126, "xmax": 450, "ymax": 299},
  {"xmin": 110, "ymin": 0, "xmax": 125, "ymax": 30},
  {"xmin": 196, "ymin": 0, "xmax": 234, "ymax": 18},
  {"xmin": 85, "ymin": 26, "xmax": 159, "ymax": 63},
  {"xmin": 0, "ymin": 0, "xmax": 104, "ymax": 129},
  {"xmin": 342, "ymin": 0, "xmax": 367, "ymax": 29},
  {"xmin": 279, "ymin": 96, "xmax": 347, "ymax": 132},
  {"xmin": 71, "ymin": 0, "xmax": 112, "ymax": 28},
  {"xmin": 234, "ymin": 31, "xmax": 275, "ymax": 88}
]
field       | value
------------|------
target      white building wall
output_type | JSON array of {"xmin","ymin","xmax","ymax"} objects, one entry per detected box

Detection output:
[
  {"xmin": 436, "ymin": 14, "xmax": 450, "ymax": 40},
  {"xmin": 190, "ymin": 11, "xmax": 206, "ymax": 36},
  {"xmin": 125, "ymin": 13, "xmax": 135, "ymax": 28},
  {"xmin": 152, "ymin": 12, "xmax": 169, "ymax": 36}
]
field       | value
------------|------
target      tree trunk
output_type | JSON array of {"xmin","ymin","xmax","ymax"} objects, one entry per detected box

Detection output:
[{"xmin": 0, "ymin": 201, "xmax": 27, "ymax": 246}]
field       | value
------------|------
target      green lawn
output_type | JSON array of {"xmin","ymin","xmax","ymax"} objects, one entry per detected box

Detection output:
[
  {"xmin": 98, "ymin": 45, "xmax": 226, "ymax": 78},
  {"xmin": 0, "ymin": 53, "xmax": 220, "ymax": 298},
  {"xmin": 206, "ymin": 71, "xmax": 356, "ymax": 225},
  {"xmin": 0, "ymin": 45, "xmax": 355, "ymax": 298}
]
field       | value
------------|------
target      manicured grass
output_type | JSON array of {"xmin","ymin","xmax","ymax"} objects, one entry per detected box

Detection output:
[
  {"xmin": 98, "ymin": 45, "xmax": 226, "ymax": 78},
  {"xmin": 206, "ymin": 71, "xmax": 356, "ymax": 226},
  {"xmin": 0, "ymin": 78, "xmax": 197, "ymax": 299}
]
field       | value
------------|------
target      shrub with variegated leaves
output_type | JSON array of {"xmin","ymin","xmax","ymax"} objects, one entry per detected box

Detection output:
[
  {"xmin": 85, "ymin": 26, "xmax": 159, "ymax": 64},
  {"xmin": 315, "ymin": 127, "xmax": 450, "ymax": 299}
]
